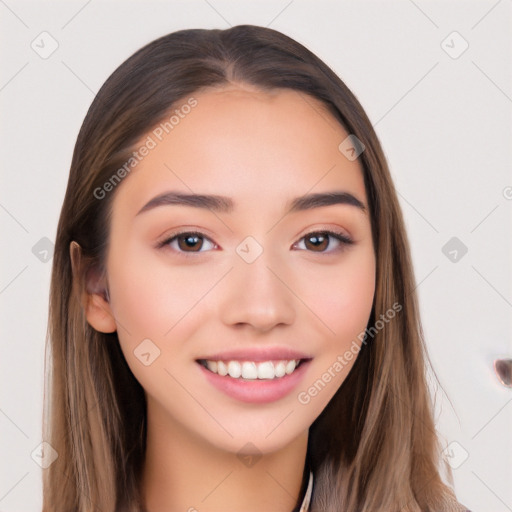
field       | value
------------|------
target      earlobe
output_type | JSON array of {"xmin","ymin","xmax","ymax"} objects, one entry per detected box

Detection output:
[
  {"xmin": 85, "ymin": 292, "xmax": 117, "ymax": 334},
  {"xmin": 69, "ymin": 241, "xmax": 117, "ymax": 334}
]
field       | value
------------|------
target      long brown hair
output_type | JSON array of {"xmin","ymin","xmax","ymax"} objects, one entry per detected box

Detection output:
[{"xmin": 43, "ymin": 25, "xmax": 468, "ymax": 512}]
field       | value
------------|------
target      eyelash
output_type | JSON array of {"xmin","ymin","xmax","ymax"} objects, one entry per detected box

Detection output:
[{"xmin": 157, "ymin": 229, "xmax": 354, "ymax": 257}]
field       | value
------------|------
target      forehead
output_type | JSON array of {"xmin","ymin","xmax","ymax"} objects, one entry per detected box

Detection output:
[{"xmin": 112, "ymin": 85, "xmax": 367, "ymax": 217}]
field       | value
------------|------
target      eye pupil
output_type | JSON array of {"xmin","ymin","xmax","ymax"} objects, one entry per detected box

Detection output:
[
  {"xmin": 178, "ymin": 234, "xmax": 202, "ymax": 251},
  {"xmin": 305, "ymin": 233, "xmax": 328, "ymax": 251},
  {"xmin": 165, "ymin": 230, "xmax": 348, "ymax": 255}
]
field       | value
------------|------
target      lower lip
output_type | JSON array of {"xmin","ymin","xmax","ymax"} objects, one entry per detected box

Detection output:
[{"xmin": 197, "ymin": 360, "xmax": 311, "ymax": 404}]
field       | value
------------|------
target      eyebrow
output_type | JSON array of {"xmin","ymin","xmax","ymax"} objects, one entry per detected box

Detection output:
[{"xmin": 136, "ymin": 190, "xmax": 367, "ymax": 216}]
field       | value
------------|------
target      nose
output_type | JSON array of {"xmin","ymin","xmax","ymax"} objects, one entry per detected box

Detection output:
[{"xmin": 217, "ymin": 249, "xmax": 296, "ymax": 333}]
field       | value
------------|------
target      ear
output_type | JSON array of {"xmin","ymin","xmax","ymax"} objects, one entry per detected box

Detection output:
[{"xmin": 70, "ymin": 241, "xmax": 117, "ymax": 334}]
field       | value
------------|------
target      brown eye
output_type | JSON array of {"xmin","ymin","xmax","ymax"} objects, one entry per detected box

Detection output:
[
  {"xmin": 160, "ymin": 231, "xmax": 216, "ymax": 253},
  {"xmin": 305, "ymin": 233, "xmax": 329, "ymax": 251},
  {"xmin": 177, "ymin": 233, "xmax": 203, "ymax": 252},
  {"xmin": 294, "ymin": 230, "xmax": 353, "ymax": 253}
]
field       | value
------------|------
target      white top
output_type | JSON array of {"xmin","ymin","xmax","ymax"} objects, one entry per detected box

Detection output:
[{"xmin": 299, "ymin": 471, "xmax": 313, "ymax": 512}]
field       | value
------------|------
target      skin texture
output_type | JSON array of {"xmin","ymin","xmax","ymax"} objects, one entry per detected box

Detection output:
[{"xmin": 85, "ymin": 84, "xmax": 376, "ymax": 512}]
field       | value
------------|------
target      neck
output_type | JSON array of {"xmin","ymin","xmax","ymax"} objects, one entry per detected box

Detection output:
[{"xmin": 140, "ymin": 399, "xmax": 309, "ymax": 512}]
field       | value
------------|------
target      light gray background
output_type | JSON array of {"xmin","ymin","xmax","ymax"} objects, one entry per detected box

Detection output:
[{"xmin": 1, "ymin": 1, "xmax": 511, "ymax": 510}]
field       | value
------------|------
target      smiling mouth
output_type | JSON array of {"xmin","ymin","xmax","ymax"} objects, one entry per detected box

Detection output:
[{"xmin": 196, "ymin": 358, "xmax": 309, "ymax": 380}]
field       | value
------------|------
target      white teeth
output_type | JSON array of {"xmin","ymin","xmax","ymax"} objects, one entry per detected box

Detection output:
[
  {"xmin": 206, "ymin": 360, "xmax": 218, "ymax": 373},
  {"xmin": 274, "ymin": 361, "xmax": 286, "ymax": 378},
  {"xmin": 257, "ymin": 361, "xmax": 274, "ymax": 379},
  {"xmin": 217, "ymin": 360, "xmax": 228, "ymax": 376},
  {"xmin": 241, "ymin": 362, "xmax": 258, "ymax": 379},
  {"xmin": 285, "ymin": 360, "xmax": 297, "ymax": 375},
  {"xmin": 227, "ymin": 361, "xmax": 242, "ymax": 378},
  {"xmin": 202, "ymin": 359, "xmax": 302, "ymax": 379}
]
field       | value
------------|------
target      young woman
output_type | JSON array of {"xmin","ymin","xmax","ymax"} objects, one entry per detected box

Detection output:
[{"xmin": 43, "ymin": 25, "xmax": 472, "ymax": 512}]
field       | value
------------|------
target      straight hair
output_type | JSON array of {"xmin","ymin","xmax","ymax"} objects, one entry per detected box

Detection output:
[{"xmin": 43, "ymin": 25, "xmax": 468, "ymax": 512}]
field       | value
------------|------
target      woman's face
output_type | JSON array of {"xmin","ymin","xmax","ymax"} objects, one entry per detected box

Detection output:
[{"xmin": 91, "ymin": 85, "xmax": 375, "ymax": 454}]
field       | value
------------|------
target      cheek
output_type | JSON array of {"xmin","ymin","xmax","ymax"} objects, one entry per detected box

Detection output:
[
  {"xmin": 300, "ymin": 250, "xmax": 375, "ymax": 344},
  {"xmin": 293, "ymin": 251, "xmax": 375, "ymax": 415},
  {"xmin": 104, "ymin": 246, "xmax": 221, "ymax": 397},
  {"xmin": 106, "ymin": 243, "xmax": 221, "ymax": 344}
]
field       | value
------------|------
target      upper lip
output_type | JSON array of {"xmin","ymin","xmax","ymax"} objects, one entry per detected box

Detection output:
[{"xmin": 196, "ymin": 347, "xmax": 313, "ymax": 362}]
